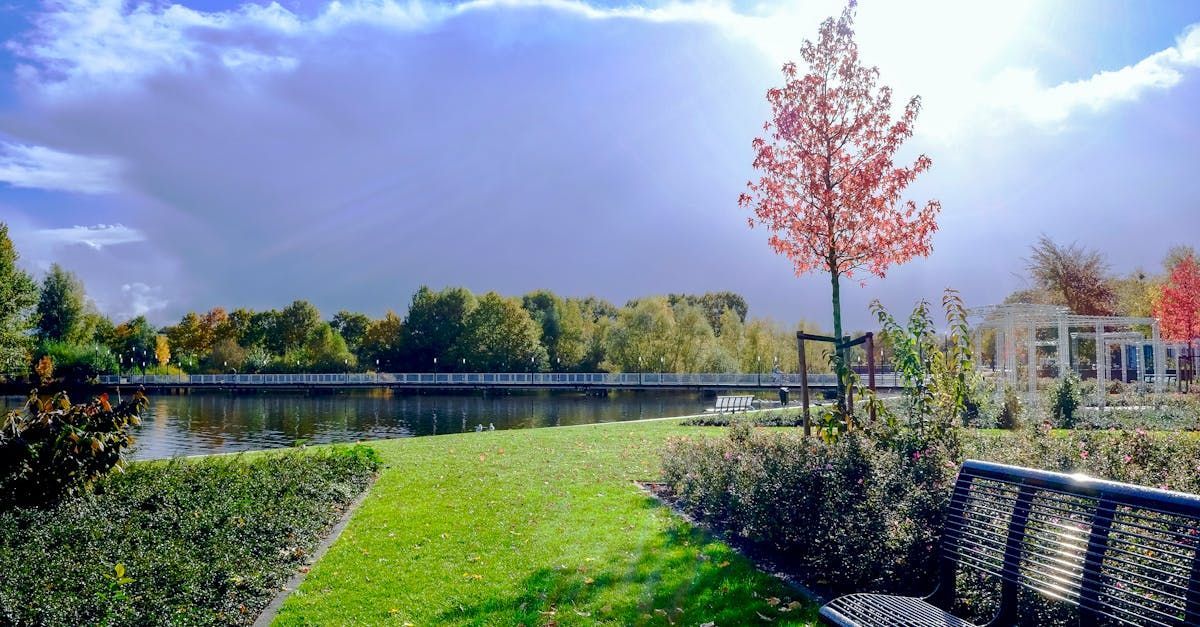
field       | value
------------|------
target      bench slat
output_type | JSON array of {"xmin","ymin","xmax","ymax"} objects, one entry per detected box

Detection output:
[{"xmin": 823, "ymin": 459, "xmax": 1200, "ymax": 626}]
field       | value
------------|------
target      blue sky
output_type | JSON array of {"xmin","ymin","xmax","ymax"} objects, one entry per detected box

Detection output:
[{"xmin": 0, "ymin": 0, "xmax": 1198, "ymax": 328}]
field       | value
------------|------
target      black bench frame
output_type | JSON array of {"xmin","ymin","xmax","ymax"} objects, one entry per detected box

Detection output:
[{"xmin": 820, "ymin": 459, "xmax": 1200, "ymax": 626}]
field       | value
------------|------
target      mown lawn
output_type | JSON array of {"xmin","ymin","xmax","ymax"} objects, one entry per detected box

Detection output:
[{"xmin": 274, "ymin": 419, "xmax": 816, "ymax": 626}]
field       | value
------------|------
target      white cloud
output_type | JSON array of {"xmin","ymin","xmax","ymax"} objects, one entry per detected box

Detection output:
[
  {"xmin": 959, "ymin": 23, "xmax": 1200, "ymax": 132},
  {"xmin": 32, "ymin": 223, "xmax": 145, "ymax": 250},
  {"xmin": 119, "ymin": 282, "xmax": 168, "ymax": 317},
  {"xmin": 10, "ymin": 0, "xmax": 1200, "ymax": 141},
  {"xmin": 0, "ymin": 142, "xmax": 122, "ymax": 193}
]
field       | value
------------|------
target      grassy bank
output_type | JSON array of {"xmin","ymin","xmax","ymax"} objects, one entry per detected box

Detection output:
[
  {"xmin": 274, "ymin": 420, "xmax": 816, "ymax": 626},
  {"xmin": 0, "ymin": 446, "xmax": 378, "ymax": 626}
]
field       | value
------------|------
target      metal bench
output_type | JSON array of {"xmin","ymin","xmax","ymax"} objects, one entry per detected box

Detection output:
[
  {"xmin": 820, "ymin": 459, "xmax": 1200, "ymax": 626},
  {"xmin": 707, "ymin": 395, "xmax": 755, "ymax": 414}
]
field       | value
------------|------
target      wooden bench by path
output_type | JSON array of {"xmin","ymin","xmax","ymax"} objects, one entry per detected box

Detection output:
[
  {"xmin": 821, "ymin": 459, "xmax": 1200, "ymax": 626},
  {"xmin": 706, "ymin": 395, "xmax": 755, "ymax": 414}
]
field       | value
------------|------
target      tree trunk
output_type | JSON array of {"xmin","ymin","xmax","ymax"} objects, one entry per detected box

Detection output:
[{"xmin": 829, "ymin": 263, "xmax": 847, "ymax": 417}]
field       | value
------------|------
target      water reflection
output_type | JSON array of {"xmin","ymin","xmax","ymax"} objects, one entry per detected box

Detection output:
[{"xmin": 3, "ymin": 390, "xmax": 707, "ymax": 459}]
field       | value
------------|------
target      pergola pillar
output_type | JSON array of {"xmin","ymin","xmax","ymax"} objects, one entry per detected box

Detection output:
[
  {"xmin": 1095, "ymin": 322, "xmax": 1106, "ymax": 408},
  {"xmin": 1057, "ymin": 318, "xmax": 1070, "ymax": 379},
  {"xmin": 1005, "ymin": 320, "xmax": 1017, "ymax": 387},
  {"xmin": 1152, "ymin": 322, "xmax": 1165, "ymax": 394},
  {"xmin": 1028, "ymin": 323, "xmax": 1037, "ymax": 395},
  {"xmin": 1120, "ymin": 343, "xmax": 1128, "ymax": 384}
]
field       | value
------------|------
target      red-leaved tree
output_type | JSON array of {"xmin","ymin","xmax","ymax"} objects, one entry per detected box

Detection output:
[
  {"xmin": 738, "ymin": 4, "xmax": 940, "ymax": 406},
  {"xmin": 1155, "ymin": 254, "xmax": 1200, "ymax": 389}
]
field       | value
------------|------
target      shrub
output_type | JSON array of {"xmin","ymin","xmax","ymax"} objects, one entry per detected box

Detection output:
[
  {"xmin": 661, "ymin": 424, "xmax": 959, "ymax": 594},
  {"xmin": 0, "ymin": 390, "xmax": 147, "ymax": 506},
  {"xmin": 660, "ymin": 423, "xmax": 1200, "ymax": 608},
  {"xmin": 996, "ymin": 384, "xmax": 1022, "ymax": 430},
  {"xmin": 35, "ymin": 341, "xmax": 118, "ymax": 384},
  {"xmin": 0, "ymin": 445, "xmax": 380, "ymax": 625},
  {"xmin": 1047, "ymin": 373, "xmax": 1082, "ymax": 427}
]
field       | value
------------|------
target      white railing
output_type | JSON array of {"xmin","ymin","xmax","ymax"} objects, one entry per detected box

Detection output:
[{"xmin": 94, "ymin": 372, "xmax": 901, "ymax": 387}]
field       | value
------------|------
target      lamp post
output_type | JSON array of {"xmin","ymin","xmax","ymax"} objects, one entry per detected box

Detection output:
[
  {"xmin": 433, "ymin": 356, "xmax": 438, "ymax": 382},
  {"xmin": 530, "ymin": 355, "xmax": 535, "ymax": 385},
  {"xmin": 638, "ymin": 356, "xmax": 643, "ymax": 386},
  {"xmin": 757, "ymin": 355, "xmax": 761, "ymax": 387}
]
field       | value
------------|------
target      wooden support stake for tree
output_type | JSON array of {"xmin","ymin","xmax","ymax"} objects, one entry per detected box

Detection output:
[
  {"xmin": 843, "ymin": 336, "xmax": 853, "ymax": 430},
  {"xmin": 866, "ymin": 331, "xmax": 876, "ymax": 422},
  {"xmin": 798, "ymin": 334, "xmax": 811, "ymax": 437}
]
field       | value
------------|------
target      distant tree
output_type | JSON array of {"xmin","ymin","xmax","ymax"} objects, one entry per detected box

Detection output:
[
  {"xmin": 273, "ymin": 301, "xmax": 321, "ymax": 355},
  {"xmin": 522, "ymin": 290, "xmax": 588, "ymax": 369},
  {"xmin": 360, "ymin": 311, "xmax": 403, "ymax": 370},
  {"xmin": 717, "ymin": 308, "xmax": 745, "ymax": 364},
  {"xmin": 398, "ymin": 287, "xmax": 476, "ymax": 371},
  {"xmin": 1155, "ymin": 254, "xmax": 1200, "ymax": 345},
  {"xmin": 667, "ymin": 292, "xmax": 748, "ymax": 334},
  {"xmin": 522, "ymin": 290, "xmax": 563, "ymax": 364},
  {"xmin": 197, "ymin": 307, "xmax": 229, "ymax": 352},
  {"xmin": 0, "ymin": 223, "xmax": 39, "ymax": 374},
  {"xmin": 1112, "ymin": 269, "xmax": 1161, "ymax": 321},
  {"xmin": 154, "ymin": 334, "xmax": 171, "ymax": 367},
  {"xmin": 668, "ymin": 303, "xmax": 716, "ymax": 372},
  {"xmin": 165, "ymin": 312, "xmax": 204, "ymax": 365},
  {"xmin": 575, "ymin": 296, "xmax": 618, "ymax": 322},
  {"xmin": 112, "ymin": 316, "xmax": 157, "ymax": 367},
  {"xmin": 82, "ymin": 310, "xmax": 116, "ymax": 347},
  {"xmin": 36, "ymin": 264, "xmax": 87, "ymax": 343},
  {"xmin": 246, "ymin": 310, "xmax": 279, "ymax": 351},
  {"xmin": 1163, "ymin": 245, "xmax": 1199, "ymax": 273},
  {"xmin": 331, "ymin": 310, "xmax": 371, "ymax": 356},
  {"xmin": 554, "ymin": 299, "xmax": 587, "ymax": 370},
  {"xmin": 1026, "ymin": 235, "xmax": 1115, "ymax": 315},
  {"xmin": 738, "ymin": 5, "xmax": 939, "ymax": 410},
  {"xmin": 207, "ymin": 338, "xmax": 246, "ymax": 373},
  {"xmin": 243, "ymin": 346, "xmax": 272, "ymax": 373},
  {"xmin": 604, "ymin": 298, "xmax": 674, "ymax": 372},
  {"xmin": 451, "ymin": 292, "xmax": 545, "ymax": 372},
  {"xmin": 305, "ymin": 323, "xmax": 356, "ymax": 372}
]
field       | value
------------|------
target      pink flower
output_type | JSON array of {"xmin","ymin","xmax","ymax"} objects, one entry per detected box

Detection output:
[
  {"xmin": 1080, "ymin": 450, "xmax": 1089, "ymax": 460},
  {"xmin": 912, "ymin": 451, "xmax": 923, "ymax": 461},
  {"xmin": 1122, "ymin": 455, "xmax": 1132, "ymax": 464}
]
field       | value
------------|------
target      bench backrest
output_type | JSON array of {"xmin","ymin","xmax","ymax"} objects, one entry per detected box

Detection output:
[
  {"xmin": 942, "ymin": 459, "xmax": 1200, "ymax": 626},
  {"xmin": 715, "ymin": 395, "xmax": 753, "ymax": 412}
]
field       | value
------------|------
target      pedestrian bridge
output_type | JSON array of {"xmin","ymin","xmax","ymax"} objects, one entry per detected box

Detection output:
[{"xmin": 96, "ymin": 371, "xmax": 902, "ymax": 390}]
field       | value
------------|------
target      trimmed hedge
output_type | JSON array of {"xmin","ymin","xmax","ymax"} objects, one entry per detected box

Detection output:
[
  {"xmin": 660, "ymin": 425, "xmax": 1200, "ymax": 622},
  {"xmin": 0, "ymin": 445, "xmax": 380, "ymax": 626}
]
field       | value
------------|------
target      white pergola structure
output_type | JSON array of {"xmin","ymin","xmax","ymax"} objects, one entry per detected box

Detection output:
[{"xmin": 970, "ymin": 303, "xmax": 1167, "ymax": 406}]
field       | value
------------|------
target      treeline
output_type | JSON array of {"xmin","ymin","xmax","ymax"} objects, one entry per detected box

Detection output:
[{"xmin": 1, "ymin": 223, "xmax": 832, "ymax": 380}]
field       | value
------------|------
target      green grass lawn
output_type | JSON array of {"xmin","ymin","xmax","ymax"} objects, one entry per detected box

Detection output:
[{"xmin": 274, "ymin": 419, "xmax": 817, "ymax": 626}]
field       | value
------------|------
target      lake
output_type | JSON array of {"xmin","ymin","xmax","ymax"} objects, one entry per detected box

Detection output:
[{"xmin": 3, "ymin": 390, "xmax": 716, "ymax": 459}]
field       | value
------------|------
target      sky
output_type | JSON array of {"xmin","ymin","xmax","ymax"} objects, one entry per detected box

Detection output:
[{"xmin": 0, "ymin": 0, "xmax": 1198, "ymax": 329}]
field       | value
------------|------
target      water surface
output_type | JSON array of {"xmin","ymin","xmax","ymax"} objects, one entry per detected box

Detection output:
[{"xmin": 4, "ymin": 390, "xmax": 711, "ymax": 459}]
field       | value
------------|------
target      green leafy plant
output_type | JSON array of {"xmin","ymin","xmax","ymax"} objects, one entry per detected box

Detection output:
[
  {"xmin": 0, "ymin": 389, "xmax": 147, "ymax": 506},
  {"xmin": 0, "ymin": 445, "xmax": 380, "ymax": 625},
  {"xmin": 871, "ymin": 289, "xmax": 980, "ymax": 448},
  {"xmin": 997, "ymin": 384, "xmax": 1023, "ymax": 430},
  {"xmin": 1048, "ymin": 373, "xmax": 1083, "ymax": 428}
]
